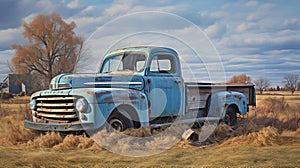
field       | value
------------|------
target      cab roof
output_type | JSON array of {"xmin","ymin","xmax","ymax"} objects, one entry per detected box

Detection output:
[{"xmin": 105, "ymin": 46, "xmax": 177, "ymax": 57}]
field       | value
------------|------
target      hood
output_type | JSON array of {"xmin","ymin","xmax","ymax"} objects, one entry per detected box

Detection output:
[{"xmin": 49, "ymin": 73, "xmax": 145, "ymax": 91}]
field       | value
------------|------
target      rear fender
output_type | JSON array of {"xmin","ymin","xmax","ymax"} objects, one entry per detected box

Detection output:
[
  {"xmin": 224, "ymin": 91, "xmax": 248, "ymax": 115},
  {"xmin": 208, "ymin": 91, "xmax": 248, "ymax": 119}
]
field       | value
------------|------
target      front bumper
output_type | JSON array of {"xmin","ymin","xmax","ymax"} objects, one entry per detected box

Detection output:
[{"xmin": 24, "ymin": 120, "xmax": 94, "ymax": 132}]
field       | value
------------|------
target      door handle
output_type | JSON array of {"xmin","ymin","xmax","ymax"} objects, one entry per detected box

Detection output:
[{"xmin": 175, "ymin": 80, "xmax": 182, "ymax": 83}]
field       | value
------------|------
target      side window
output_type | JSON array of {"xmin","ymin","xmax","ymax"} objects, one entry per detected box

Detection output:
[
  {"xmin": 136, "ymin": 61, "xmax": 145, "ymax": 71},
  {"xmin": 150, "ymin": 56, "xmax": 159, "ymax": 72},
  {"xmin": 150, "ymin": 55, "xmax": 175, "ymax": 74}
]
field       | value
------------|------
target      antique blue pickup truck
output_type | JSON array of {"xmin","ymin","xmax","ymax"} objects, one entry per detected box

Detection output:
[{"xmin": 24, "ymin": 46, "xmax": 256, "ymax": 132}]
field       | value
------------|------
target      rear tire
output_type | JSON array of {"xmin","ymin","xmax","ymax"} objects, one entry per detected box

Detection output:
[
  {"xmin": 106, "ymin": 110, "xmax": 134, "ymax": 132},
  {"xmin": 224, "ymin": 107, "xmax": 237, "ymax": 126}
]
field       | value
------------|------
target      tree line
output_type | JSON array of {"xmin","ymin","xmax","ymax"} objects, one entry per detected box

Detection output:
[{"xmin": 227, "ymin": 73, "xmax": 300, "ymax": 95}]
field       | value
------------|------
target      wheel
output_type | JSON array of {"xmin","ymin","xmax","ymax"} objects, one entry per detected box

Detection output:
[
  {"xmin": 224, "ymin": 107, "xmax": 237, "ymax": 126},
  {"xmin": 106, "ymin": 110, "xmax": 134, "ymax": 132}
]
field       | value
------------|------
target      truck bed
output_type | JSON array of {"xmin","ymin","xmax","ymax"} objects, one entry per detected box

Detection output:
[{"xmin": 185, "ymin": 82, "xmax": 256, "ymax": 111}]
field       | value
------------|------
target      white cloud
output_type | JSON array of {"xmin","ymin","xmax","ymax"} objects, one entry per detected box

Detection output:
[
  {"xmin": 196, "ymin": 10, "xmax": 226, "ymax": 25},
  {"xmin": 0, "ymin": 49, "xmax": 15, "ymax": 60},
  {"xmin": 81, "ymin": 6, "xmax": 96, "ymax": 15},
  {"xmin": 67, "ymin": 0, "xmax": 79, "ymax": 9},
  {"xmin": 23, "ymin": 13, "xmax": 38, "ymax": 23},
  {"xmin": 246, "ymin": 3, "xmax": 274, "ymax": 21},
  {"xmin": 210, "ymin": 11, "xmax": 227, "ymax": 19},
  {"xmin": 0, "ymin": 49, "xmax": 15, "ymax": 81},
  {"xmin": 36, "ymin": 0, "xmax": 59, "ymax": 11},
  {"xmin": 282, "ymin": 18, "xmax": 300, "ymax": 29},
  {"xmin": 204, "ymin": 23, "xmax": 227, "ymax": 38},
  {"xmin": 245, "ymin": 1, "xmax": 259, "ymax": 7},
  {"xmin": 0, "ymin": 27, "xmax": 23, "ymax": 49},
  {"xmin": 276, "ymin": 29, "xmax": 298, "ymax": 36},
  {"xmin": 236, "ymin": 22, "xmax": 256, "ymax": 33},
  {"xmin": 103, "ymin": 0, "xmax": 135, "ymax": 17}
]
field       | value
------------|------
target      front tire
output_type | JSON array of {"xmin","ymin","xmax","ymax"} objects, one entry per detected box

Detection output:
[{"xmin": 106, "ymin": 110, "xmax": 134, "ymax": 132}]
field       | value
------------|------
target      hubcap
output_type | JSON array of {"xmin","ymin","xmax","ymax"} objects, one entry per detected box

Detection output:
[{"xmin": 109, "ymin": 118, "xmax": 124, "ymax": 131}]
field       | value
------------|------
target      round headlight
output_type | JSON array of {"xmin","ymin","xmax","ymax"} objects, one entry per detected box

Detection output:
[
  {"xmin": 75, "ymin": 98, "xmax": 88, "ymax": 113},
  {"xmin": 30, "ymin": 99, "xmax": 37, "ymax": 110}
]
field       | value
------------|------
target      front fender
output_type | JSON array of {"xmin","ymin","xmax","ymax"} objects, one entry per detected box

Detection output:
[{"xmin": 88, "ymin": 88, "xmax": 149, "ymax": 128}]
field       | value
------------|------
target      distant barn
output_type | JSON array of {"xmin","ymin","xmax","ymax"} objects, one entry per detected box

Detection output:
[{"xmin": 0, "ymin": 74, "xmax": 34, "ymax": 96}]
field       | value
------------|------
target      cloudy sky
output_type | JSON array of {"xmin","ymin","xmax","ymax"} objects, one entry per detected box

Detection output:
[{"xmin": 0, "ymin": 0, "xmax": 299, "ymax": 87}]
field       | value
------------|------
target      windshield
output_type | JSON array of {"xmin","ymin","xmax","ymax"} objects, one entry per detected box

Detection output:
[{"xmin": 100, "ymin": 53, "xmax": 146, "ymax": 73}]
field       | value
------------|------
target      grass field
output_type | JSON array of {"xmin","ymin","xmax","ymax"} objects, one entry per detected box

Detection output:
[
  {"xmin": 257, "ymin": 91, "xmax": 300, "ymax": 104},
  {"xmin": 0, "ymin": 92, "xmax": 299, "ymax": 167},
  {"xmin": 1, "ymin": 143, "xmax": 300, "ymax": 167}
]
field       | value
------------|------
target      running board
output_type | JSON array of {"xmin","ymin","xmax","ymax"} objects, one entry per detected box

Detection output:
[{"xmin": 150, "ymin": 117, "xmax": 220, "ymax": 128}]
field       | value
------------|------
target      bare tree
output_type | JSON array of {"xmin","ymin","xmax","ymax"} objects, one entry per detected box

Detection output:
[
  {"xmin": 11, "ymin": 13, "xmax": 83, "ymax": 89},
  {"xmin": 283, "ymin": 74, "xmax": 299, "ymax": 95},
  {"xmin": 254, "ymin": 77, "xmax": 271, "ymax": 94}
]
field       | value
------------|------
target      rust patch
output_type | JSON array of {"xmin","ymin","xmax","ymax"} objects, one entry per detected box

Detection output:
[
  {"xmin": 95, "ymin": 91, "xmax": 112, "ymax": 98},
  {"xmin": 129, "ymin": 92, "xmax": 139, "ymax": 100},
  {"xmin": 234, "ymin": 95, "xmax": 242, "ymax": 100},
  {"xmin": 85, "ymin": 89, "xmax": 95, "ymax": 95},
  {"xmin": 103, "ymin": 95, "xmax": 113, "ymax": 102}
]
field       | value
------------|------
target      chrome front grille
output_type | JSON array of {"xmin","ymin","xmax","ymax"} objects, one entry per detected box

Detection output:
[{"xmin": 35, "ymin": 96, "xmax": 78, "ymax": 123}]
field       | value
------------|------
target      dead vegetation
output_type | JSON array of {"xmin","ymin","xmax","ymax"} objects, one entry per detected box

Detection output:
[
  {"xmin": 254, "ymin": 96, "xmax": 300, "ymax": 132},
  {"xmin": 221, "ymin": 126, "xmax": 280, "ymax": 146},
  {"xmin": 0, "ymin": 116, "xmax": 36, "ymax": 146},
  {"xmin": 26, "ymin": 132, "xmax": 63, "ymax": 148},
  {"xmin": 91, "ymin": 125, "xmax": 189, "ymax": 156},
  {"xmin": 0, "ymin": 94, "xmax": 299, "ymax": 167},
  {"xmin": 0, "ymin": 94, "xmax": 299, "ymax": 151},
  {"xmin": 53, "ymin": 134, "xmax": 97, "ymax": 150}
]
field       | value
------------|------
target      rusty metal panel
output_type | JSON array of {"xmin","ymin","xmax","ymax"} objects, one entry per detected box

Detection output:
[
  {"xmin": 37, "ymin": 108, "xmax": 75, "ymax": 113},
  {"xmin": 34, "ymin": 95, "xmax": 78, "ymax": 123},
  {"xmin": 186, "ymin": 86, "xmax": 211, "ymax": 110},
  {"xmin": 37, "ymin": 113, "xmax": 77, "ymax": 119},
  {"xmin": 37, "ymin": 102, "xmax": 74, "ymax": 107},
  {"xmin": 36, "ymin": 97, "xmax": 75, "ymax": 101}
]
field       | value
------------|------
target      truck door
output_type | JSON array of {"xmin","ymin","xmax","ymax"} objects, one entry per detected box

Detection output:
[{"xmin": 146, "ymin": 53, "xmax": 184, "ymax": 118}]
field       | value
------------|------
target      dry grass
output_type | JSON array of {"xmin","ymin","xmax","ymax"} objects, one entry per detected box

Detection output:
[
  {"xmin": 0, "ymin": 93, "xmax": 300, "ymax": 167},
  {"xmin": 257, "ymin": 91, "xmax": 300, "ymax": 105},
  {"xmin": 253, "ymin": 94, "xmax": 300, "ymax": 132},
  {"xmin": 26, "ymin": 132, "xmax": 63, "ymax": 148},
  {"xmin": 221, "ymin": 126, "xmax": 280, "ymax": 146},
  {"xmin": 53, "ymin": 134, "xmax": 95, "ymax": 150},
  {"xmin": 0, "ymin": 96, "xmax": 35, "ymax": 146},
  {"xmin": 0, "ymin": 116, "xmax": 36, "ymax": 146},
  {"xmin": 91, "ymin": 125, "xmax": 188, "ymax": 156}
]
